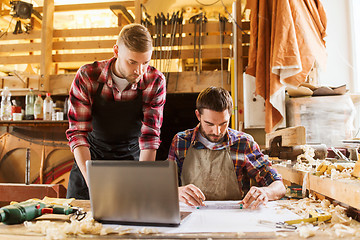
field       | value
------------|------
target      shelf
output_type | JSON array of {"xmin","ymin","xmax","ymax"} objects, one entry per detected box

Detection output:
[{"xmin": 0, "ymin": 120, "xmax": 68, "ymax": 127}]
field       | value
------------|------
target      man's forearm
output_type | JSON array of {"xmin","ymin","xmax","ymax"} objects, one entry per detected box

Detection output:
[
  {"xmin": 263, "ymin": 180, "xmax": 286, "ymax": 201},
  {"xmin": 73, "ymin": 146, "xmax": 92, "ymax": 186},
  {"xmin": 139, "ymin": 149, "xmax": 156, "ymax": 161}
]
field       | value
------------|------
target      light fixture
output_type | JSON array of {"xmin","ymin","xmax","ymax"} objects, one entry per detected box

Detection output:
[{"xmin": 10, "ymin": 1, "xmax": 33, "ymax": 19}]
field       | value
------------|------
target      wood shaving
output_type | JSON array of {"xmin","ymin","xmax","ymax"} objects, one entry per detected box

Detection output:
[
  {"xmin": 137, "ymin": 227, "xmax": 159, "ymax": 235},
  {"xmin": 297, "ymin": 145, "xmax": 316, "ymax": 164},
  {"xmin": 24, "ymin": 213, "xmax": 139, "ymax": 239},
  {"xmin": 332, "ymin": 223, "xmax": 357, "ymax": 237},
  {"xmin": 275, "ymin": 232, "xmax": 288, "ymax": 237},
  {"xmin": 296, "ymin": 224, "xmax": 316, "ymax": 238},
  {"xmin": 277, "ymin": 197, "xmax": 360, "ymax": 238}
]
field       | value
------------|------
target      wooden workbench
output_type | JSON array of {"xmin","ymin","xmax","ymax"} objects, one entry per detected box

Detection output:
[{"xmin": 0, "ymin": 200, "xmax": 352, "ymax": 240}]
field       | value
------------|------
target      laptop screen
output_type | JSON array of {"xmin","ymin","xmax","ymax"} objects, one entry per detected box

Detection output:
[{"xmin": 86, "ymin": 160, "xmax": 180, "ymax": 226}]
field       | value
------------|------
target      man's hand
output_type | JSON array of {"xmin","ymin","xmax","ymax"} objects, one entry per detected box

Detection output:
[
  {"xmin": 239, "ymin": 181, "xmax": 286, "ymax": 209},
  {"xmin": 179, "ymin": 184, "xmax": 206, "ymax": 207},
  {"xmin": 239, "ymin": 186, "xmax": 269, "ymax": 210}
]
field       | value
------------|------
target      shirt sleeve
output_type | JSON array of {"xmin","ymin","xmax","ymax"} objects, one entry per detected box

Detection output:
[
  {"xmin": 66, "ymin": 68, "xmax": 94, "ymax": 152},
  {"xmin": 243, "ymin": 136, "xmax": 282, "ymax": 186},
  {"xmin": 138, "ymin": 72, "xmax": 166, "ymax": 150},
  {"xmin": 168, "ymin": 134, "xmax": 183, "ymax": 185}
]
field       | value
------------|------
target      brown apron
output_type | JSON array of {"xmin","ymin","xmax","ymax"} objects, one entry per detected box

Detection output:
[{"xmin": 181, "ymin": 145, "xmax": 242, "ymax": 200}]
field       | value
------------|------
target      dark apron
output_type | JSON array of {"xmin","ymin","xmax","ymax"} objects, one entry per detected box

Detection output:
[{"xmin": 67, "ymin": 82, "xmax": 143, "ymax": 199}]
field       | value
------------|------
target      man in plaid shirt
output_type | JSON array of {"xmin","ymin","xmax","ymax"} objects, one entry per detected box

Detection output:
[
  {"xmin": 168, "ymin": 87, "xmax": 285, "ymax": 209},
  {"xmin": 66, "ymin": 24, "xmax": 166, "ymax": 199}
]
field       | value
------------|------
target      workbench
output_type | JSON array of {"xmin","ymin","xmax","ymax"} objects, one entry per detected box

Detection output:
[{"xmin": 0, "ymin": 200, "xmax": 353, "ymax": 240}]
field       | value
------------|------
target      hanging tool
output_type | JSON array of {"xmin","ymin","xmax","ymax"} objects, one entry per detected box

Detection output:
[
  {"xmin": 219, "ymin": 14, "xmax": 224, "ymax": 87},
  {"xmin": 0, "ymin": 200, "xmax": 86, "ymax": 225},
  {"xmin": 189, "ymin": 13, "xmax": 207, "ymax": 83},
  {"xmin": 154, "ymin": 14, "xmax": 159, "ymax": 68},
  {"xmin": 197, "ymin": 12, "xmax": 207, "ymax": 84},
  {"xmin": 13, "ymin": 20, "xmax": 23, "ymax": 34},
  {"xmin": 175, "ymin": 11, "xmax": 183, "ymax": 91},
  {"xmin": 25, "ymin": 148, "xmax": 30, "ymax": 185},
  {"xmin": 165, "ymin": 11, "xmax": 179, "ymax": 83},
  {"xmin": 189, "ymin": 13, "xmax": 201, "ymax": 72},
  {"xmin": 159, "ymin": 13, "xmax": 165, "ymax": 71}
]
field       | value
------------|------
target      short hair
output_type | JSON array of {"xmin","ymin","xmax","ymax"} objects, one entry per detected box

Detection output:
[
  {"xmin": 116, "ymin": 23, "xmax": 153, "ymax": 52},
  {"xmin": 196, "ymin": 87, "xmax": 233, "ymax": 115}
]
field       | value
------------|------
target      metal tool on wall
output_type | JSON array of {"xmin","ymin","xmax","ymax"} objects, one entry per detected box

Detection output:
[
  {"xmin": 189, "ymin": 12, "xmax": 207, "ymax": 84},
  {"xmin": 219, "ymin": 14, "xmax": 228, "ymax": 88},
  {"xmin": 165, "ymin": 11, "xmax": 180, "ymax": 83},
  {"xmin": 175, "ymin": 11, "xmax": 183, "ymax": 91}
]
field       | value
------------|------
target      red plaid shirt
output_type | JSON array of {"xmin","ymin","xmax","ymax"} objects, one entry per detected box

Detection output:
[{"xmin": 66, "ymin": 57, "xmax": 166, "ymax": 152}]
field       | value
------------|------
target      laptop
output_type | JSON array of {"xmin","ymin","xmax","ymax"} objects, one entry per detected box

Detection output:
[{"xmin": 86, "ymin": 160, "xmax": 181, "ymax": 226}]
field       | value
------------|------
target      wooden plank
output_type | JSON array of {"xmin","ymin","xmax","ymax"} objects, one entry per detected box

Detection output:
[
  {"xmin": 155, "ymin": 48, "xmax": 231, "ymax": 60},
  {"xmin": 242, "ymin": 21, "xmax": 250, "ymax": 31},
  {"xmin": 149, "ymin": 22, "xmax": 233, "ymax": 35},
  {"xmin": 154, "ymin": 35, "xmax": 232, "ymax": 47},
  {"xmin": 39, "ymin": 0, "xmax": 54, "ymax": 92},
  {"xmin": 52, "ymin": 48, "xmax": 230, "ymax": 63},
  {"xmin": 309, "ymin": 174, "xmax": 360, "ymax": 210},
  {"xmin": 167, "ymin": 71, "xmax": 231, "ymax": 93},
  {"xmin": 0, "ymin": 55, "xmax": 40, "ymax": 64},
  {"xmin": 33, "ymin": 1, "xmax": 135, "ymax": 12},
  {"xmin": 0, "ymin": 42, "xmax": 41, "ymax": 53},
  {"xmin": 52, "ymin": 52, "xmax": 114, "ymax": 62},
  {"xmin": 0, "ymin": 183, "xmax": 67, "ymax": 202},
  {"xmin": 274, "ymin": 164, "xmax": 360, "ymax": 210},
  {"xmin": 134, "ymin": 0, "xmax": 141, "ymax": 23},
  {"xmin": 265, "ymin": 126, "xmax": 306, "ymax": 149},
  {"xmin": 53, "ymin": 27, "xmax": 120, "ymax": 38},
  {"xmin": 0, "ymin": 28, "xmax": 120, "ymax": 41},
  {"xmin": 2, "ymin": 71, "xmax": 231, "ymax": 95},
  {"xmin": 0, "ymin": 31, "xmax": 41, "ymax": 41},
  {"xmin": 0, "ymin": 40, "xmax": 116, "ymax": 53},
  {"xmin": 274, "ymin": 165, "xmax": 309, "ymax": 188},
  {"xmin": 0, "ymin": 76, "xmax": 40, "ymax": 90},
  {"xmin": 53, "ymin": 40, "xmax": 115, "ymax": 50},
  {"xmin": 50, "ymin": 74, "xmax": 75, "ymax": 94}
]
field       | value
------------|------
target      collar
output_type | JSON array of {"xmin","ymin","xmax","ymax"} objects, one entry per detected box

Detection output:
[
  {"xmin": 98, "ymin": 57, "xmax": 143, "ymax": 91},
  {"xmin": 191, "ymin": 124, "xmax": 232, "ymax": 148}
]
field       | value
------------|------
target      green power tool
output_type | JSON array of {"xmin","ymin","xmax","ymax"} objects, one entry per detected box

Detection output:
[{"xmin": 0, "ymin": 200, "xmax": 83, "ymax": 225}]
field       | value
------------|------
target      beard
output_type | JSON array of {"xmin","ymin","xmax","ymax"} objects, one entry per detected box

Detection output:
[
  {"xmin": 199, "ymin": 126, "xmax": 225, "ymax": 143},
  {"xmin": 113, "ymin": 63, "xmax": 141, "ymax": 84}
]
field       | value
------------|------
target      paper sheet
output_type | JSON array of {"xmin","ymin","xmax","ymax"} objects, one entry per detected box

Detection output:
[{"xmin": 105, "ymin": 201, "xmax": 300, "ymax": 233}]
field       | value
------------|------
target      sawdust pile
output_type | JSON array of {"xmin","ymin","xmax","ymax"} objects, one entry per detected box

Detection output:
[
  {"xmin": 277, "ymin": 196, "xmax": 360, "ymax": 238},
  {"xmin": 24, "ymin": 212, "xmax": 158, "ymax": 240}
]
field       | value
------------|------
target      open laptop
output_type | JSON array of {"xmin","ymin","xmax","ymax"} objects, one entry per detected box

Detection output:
[{"xmin": 86, "ymin": 160, "xmax": 181, "ymax": 226}]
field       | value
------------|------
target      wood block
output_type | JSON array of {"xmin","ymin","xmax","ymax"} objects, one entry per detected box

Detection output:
[
  {"xmin": 0, "ymin": 184, "xmax": 67, "ymax": 202},
  {"xmin": 353, "ymin": 160, "xmax": 360, "ymax": 178},
  {"xmin": 266, "ymin": 126, "xmax": 306, "ymax": 149}
]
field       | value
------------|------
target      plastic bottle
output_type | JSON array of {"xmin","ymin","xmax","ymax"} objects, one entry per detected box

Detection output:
[
  {"xmin": 1, "ymin": 87, "xmax": 12, "ymax": 120},
  {"xmin": 43, "ymin": 93, "xmax": 53, "ymax": 121},
  {"xmin": 25, "ymin": 88, "xmax": 35, "ymax": 120},
  {"xmin": 34, "ymin": 94, "xmax": 43, "ymax": 120}
]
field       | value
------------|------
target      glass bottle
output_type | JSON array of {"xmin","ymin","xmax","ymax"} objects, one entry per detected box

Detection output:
[
  {"xmin": 43, "ymin": 93, "xmax": 53, "ymax": 121},
  {"xmin": 25, "ymin": 88, "xmax": 35, "ymax": 120},
  {"xmin": 0, "ymin": 87, "xmax": 12, "ymax": 121},
  {"xmin": 34, "ymin": 94, "xmax": 43, "ymax": 120}
]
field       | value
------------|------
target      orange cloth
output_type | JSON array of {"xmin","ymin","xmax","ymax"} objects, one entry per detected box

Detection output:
[{"xmin": 245, "ymin": 0, "xmax": 327, "ymax": 133}]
